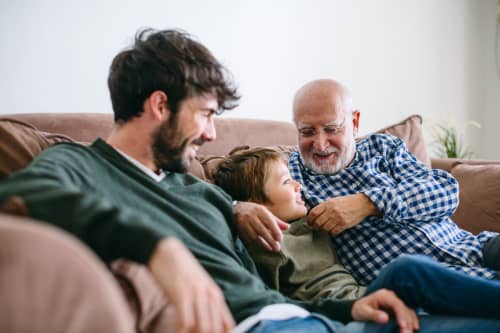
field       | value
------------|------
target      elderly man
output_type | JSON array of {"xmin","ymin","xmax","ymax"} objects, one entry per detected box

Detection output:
[{"xmin": 286, "ymin": 79, "xmax": 500, "ymax": 286}]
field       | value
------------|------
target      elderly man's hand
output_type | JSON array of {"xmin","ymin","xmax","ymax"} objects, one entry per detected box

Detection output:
[
  {"xmin": 234, "ymin": 201, "xmax": 289, "ymax": 252},
  {"xmin": 352, "ymin": 289, "xmax": 419, "ymax": 333},
  {"xmin": 149, "ymin": 237, "xmax": 235, "ymax": 333},
  {"xmin": 307, "ymin": 193, "xmax": 380, "ymax": 235}
]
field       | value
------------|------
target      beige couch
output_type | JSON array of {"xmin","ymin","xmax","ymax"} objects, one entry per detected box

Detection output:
[{"xmin": 0, "ymin": 113, "xmax": 499, "ymax": 331}]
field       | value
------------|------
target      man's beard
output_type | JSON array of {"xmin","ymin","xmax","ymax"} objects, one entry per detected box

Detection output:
[
  {"xmin": 151, "ymin": 117, "xmax": 199, "ymax": 173},
  {"xmin": 302, "ymin": 139, "xmax": 355, "ymax": 175}
]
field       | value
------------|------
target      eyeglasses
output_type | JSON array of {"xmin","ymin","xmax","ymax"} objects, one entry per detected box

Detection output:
[{"xmin": 298, "ymin": 116, "xmax": 346, "ymax": 138}]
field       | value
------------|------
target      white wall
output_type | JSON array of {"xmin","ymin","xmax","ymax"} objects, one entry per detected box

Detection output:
[{"xmin": 1, "ymin": 0, "xmax": 499, "ymax": 158}]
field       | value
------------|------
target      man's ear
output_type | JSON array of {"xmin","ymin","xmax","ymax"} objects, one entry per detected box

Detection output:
[
  {"xmin": 146, "ymin": 90, "xmax": 170, "ymax": 122},
  {"xmin": 352, "ymin": 110, "xmax": 360, "ymax": 136}
]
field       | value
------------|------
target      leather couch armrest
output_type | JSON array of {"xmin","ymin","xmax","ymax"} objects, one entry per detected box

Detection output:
[
  {"xmin": 431, "ymin": 158, "xmax": 500, "ymax": 172},
  {"xmin": 0, "ymin": 214, "xmax": 134, "ymax": 332},
  {"xmin": 450, "ymin": 164, "xmax": 500, "ymax": 234}
]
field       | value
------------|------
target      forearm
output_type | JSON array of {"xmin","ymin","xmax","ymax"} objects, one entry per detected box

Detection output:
[{"xmin": 364, "ymin": 169, "xmax": 459, "ymax": 224}]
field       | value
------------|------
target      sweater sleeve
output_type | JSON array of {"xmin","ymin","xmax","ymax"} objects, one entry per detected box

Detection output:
[
  {"xmin": 362, "ymin": 136, "xmax": 459, "ymax": 224},
  {"xmin": 0, "ymin": 156, "xmax": 165, "ymax": 264},
  {"xmin": 297, "ymin": 298, "xmax": 355, "ymax": 324}
]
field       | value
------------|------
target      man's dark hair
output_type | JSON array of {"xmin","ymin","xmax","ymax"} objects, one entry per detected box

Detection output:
[{"xmin": 108, "ymin": 28, "xmax": 239, "ymax": 123}]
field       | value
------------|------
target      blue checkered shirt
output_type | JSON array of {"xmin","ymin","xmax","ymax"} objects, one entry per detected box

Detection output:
[{"xmin": 289, "ymin": 134, "xmax": 498, "ymax": 285}]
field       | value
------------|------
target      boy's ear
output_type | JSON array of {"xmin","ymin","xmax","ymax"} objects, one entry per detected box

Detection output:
[{"xmin": 147, "ymin": 90, "xmax": 170, "ymax": 122}]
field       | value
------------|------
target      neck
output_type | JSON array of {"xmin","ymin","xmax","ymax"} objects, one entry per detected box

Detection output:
[{"xmin": 106, "ymin": 120, "xmax": 157, "ymax": 172}]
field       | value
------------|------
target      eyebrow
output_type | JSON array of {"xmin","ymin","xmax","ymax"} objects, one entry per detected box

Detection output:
[
  {"xmin": 298, "ymin": 119, "xmax": 344, "ymax": 129},
  {"xmin": 200, "ymin": 107, "xmax": 219, "ymax": 114}
]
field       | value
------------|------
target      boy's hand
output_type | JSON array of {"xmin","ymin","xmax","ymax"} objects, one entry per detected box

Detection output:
[
  {"xmin": 234, "ymin": 201, "xmax": 289, "ymax": 251},
  {"xmin": 352, "ymin": 289, "xmax": 419, "ymax": 333}
]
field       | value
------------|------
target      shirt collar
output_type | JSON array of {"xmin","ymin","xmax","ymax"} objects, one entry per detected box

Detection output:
[{"xmin": 114, "ymin": 148, "xmax": 166, "ymax": 182}]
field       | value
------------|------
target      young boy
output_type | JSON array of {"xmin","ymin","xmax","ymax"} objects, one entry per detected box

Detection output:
[
  {"xmin": 214, "ymin": 147, "xmax": 500, "ymax": 317},
  {"xmin": 215, "ymin": 147, "xmax": 365, "ymax": 301}
]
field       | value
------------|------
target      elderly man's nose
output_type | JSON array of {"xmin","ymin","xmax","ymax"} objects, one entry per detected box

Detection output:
[{"xmin": 313, "ymin": 132, "xmax": 329, "ymax": 151}]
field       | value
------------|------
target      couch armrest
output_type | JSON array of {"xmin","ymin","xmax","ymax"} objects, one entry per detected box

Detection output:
[
  {"xmin": 0, "ymin": 214, "xmax": 134, "ymax": 332},
  {"xmin": 431, "ymin": 158, "xmax": 500, "ymax": 172},
  {"xmin": 449, "ymin": 164, "xmax": 500, "ymax": 234}
]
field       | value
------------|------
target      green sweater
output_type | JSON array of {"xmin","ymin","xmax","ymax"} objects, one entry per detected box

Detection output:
[{"xmin": 0, "ymin": 139, "xmax": 354, "ymax": 323}]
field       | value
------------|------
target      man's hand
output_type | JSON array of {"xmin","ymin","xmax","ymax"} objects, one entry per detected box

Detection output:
[
  {"xmin": 234, "ymin": 201, "xmax": 289, "ymax": 251},
  {"xmin": 307, "ymin": 193, "xmax": 380, "ymax": 235},
  {"xmin": 148, "ymin": 237, "xmax": 235, "ymax": 333},
  {"xmin": 352, "ymin": 289, "xmax": 419, "ymax": 333}
]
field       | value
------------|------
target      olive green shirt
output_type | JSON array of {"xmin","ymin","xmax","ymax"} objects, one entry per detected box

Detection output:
[{"xmin": 250, "ymin": 218, "xmax": 366, "ymax": 301}]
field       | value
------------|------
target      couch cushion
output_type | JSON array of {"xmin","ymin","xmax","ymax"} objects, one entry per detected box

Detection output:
[
  {"xmin": 451, "ymin": 164, "xmax": 500, "ymax": 234},
  {"xmin": 366, "ymin": 114, "xmax": 430, "ymax": 166},
  {"xmin": 0, "ymin": 118, "xmax": 73, "ymax": 180}
]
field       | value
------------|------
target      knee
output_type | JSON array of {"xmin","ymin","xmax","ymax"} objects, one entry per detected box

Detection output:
[{"xmin": 385, "ymin": 254, "xmax": 432, "ymax": 276}]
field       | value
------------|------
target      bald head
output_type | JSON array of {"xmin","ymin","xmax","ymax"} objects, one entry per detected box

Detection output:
[
  {"xmin": 293, "ymin": 79, "xmax": 353, "ymax": 125},
  {"xmin": 292, "ymin": 79, "xmax": 360, "ymax": 174}
]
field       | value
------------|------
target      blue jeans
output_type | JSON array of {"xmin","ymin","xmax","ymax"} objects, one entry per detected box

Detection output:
[
  {"xmin": 247, "ymin": 315, "xmax": 500, "ymax": 333},
  {"xmin": 366, "ymin": 254, "xmax": 500, "ymax": 318},
  {"xmin": 247, "ymin": 254, "xmax": 500, "ymax": 332}
]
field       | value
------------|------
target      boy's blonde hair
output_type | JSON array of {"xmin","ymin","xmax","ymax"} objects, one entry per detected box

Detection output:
[{"xmin": 214, "ymin": 147, "xmax": 286, "ymax": 203}]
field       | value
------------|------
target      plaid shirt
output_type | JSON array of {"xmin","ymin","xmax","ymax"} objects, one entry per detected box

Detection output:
[{"xmin": 289, "ymin": 134, "xmax": 498, "ymax": 285}]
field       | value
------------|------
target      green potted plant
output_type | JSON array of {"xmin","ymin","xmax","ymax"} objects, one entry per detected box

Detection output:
[{"xmin": 432, "ymin": 121, "xmax": 480, "ymax": 159}]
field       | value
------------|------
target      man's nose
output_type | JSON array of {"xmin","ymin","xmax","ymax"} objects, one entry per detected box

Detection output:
[
  {"xmin": 201, "ymin": 118, "xmax": 216, "ymax": 142},
  {"xmin": 312, "ymin": 132, "xmax": 329, "ymax": 151}
]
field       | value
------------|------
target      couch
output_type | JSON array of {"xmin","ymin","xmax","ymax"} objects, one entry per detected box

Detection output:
[{"xmin": 0, "ymin": 113, "xmax": 499, "ymax": 332}]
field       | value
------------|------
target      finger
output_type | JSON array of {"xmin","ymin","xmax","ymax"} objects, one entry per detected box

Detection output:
[
  {"xmin": 381, "ymin": 295, "xmax": 414, "ymax": 333},
  {"xmin": 251, "ymin": 213, "xmax": 283, "ymax": 248},
  {"xmin": 194, "ymin": 289, "xmax": 210, "ymax": 333},
  {"xmin": 261, "ymin": 211, "xmax": 284, "ymax": 243},
  {"xmin": 306, "ymin": 205, "xmax": 321, "ymax": 225},
  {"xmin": 218, "ymin": 292, "xmax": 236, "ymax": 333},
  {"xmin": 251, "ymin": 220, "xmax": 279, "ymax": 250},
  {"xmin": 258, "ymin": 235, "xmax": 274, "ymax": 251},
  {"xmin": 412, "ymin": 310, "xmax": 419, "ymax": 331},
  {"xmin": 277, "ymin": 219, "xmax": 290, "ymax": 230},
  {"xmin": 208, "ymin": 293, "xmax": 223, "ymax": 333},
  {"xmin": 176, "ymin": 297, "xmax": 195, "ymax": 333},
  {"xmin": 361, "ymin": 305, "xmax": 390, "ymax": 324},
  {"xmin": 313, "ymin": 214, "xmax": 334, "ymax": 232}
]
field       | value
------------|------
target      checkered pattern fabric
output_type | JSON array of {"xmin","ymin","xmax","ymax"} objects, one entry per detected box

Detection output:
[{"xmin": 289, "ymin": 134, "xmax": 498, "ymax": 285}]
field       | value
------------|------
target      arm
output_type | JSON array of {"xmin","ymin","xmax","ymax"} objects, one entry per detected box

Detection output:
[
  {"xmin": 1, "ymin": 157, "xmax": 235, "ymax": 333},
  {"xmin": 363, "ymin": 136, "xmax": 459, "ymax": 224}
]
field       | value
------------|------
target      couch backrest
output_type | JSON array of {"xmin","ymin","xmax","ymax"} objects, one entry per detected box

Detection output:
[
  {"xmin": 6, "ymin": 113, "xmax": 298, "ymax": 157},
  {"xmin": 0, "ymin": 113, "xmax": 299, "ymax": 182}
]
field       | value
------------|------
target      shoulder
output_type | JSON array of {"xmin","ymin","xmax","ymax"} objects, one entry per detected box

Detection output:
[
  {"xmin": 30, "ymin": 142, "xmax": 101, "ymax": 176},
  {"xmin": 33, "ymin": 142, "xmax": 92, "ymax": 164},
  {"xmin": 357, "ymin": 133, "xmax": 405, "ymax": 155}
]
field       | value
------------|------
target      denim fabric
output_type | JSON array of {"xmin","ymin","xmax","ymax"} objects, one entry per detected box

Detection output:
[
  {"xmin": 246, "ymin": 315, "xmax": 500, "ymax": 333},
  {"xmin": 346, "ymin": 317, "xmax": 500, "ymax": 333},
  {"xmin": 366, "ymin": 254, "xmax": 500, "ymax": 318}
]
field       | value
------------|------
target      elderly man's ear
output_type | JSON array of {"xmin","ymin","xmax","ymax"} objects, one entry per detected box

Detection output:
[{"xmin": 352, "ymin": 110, "xmax": 361, "ymax": 137}]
